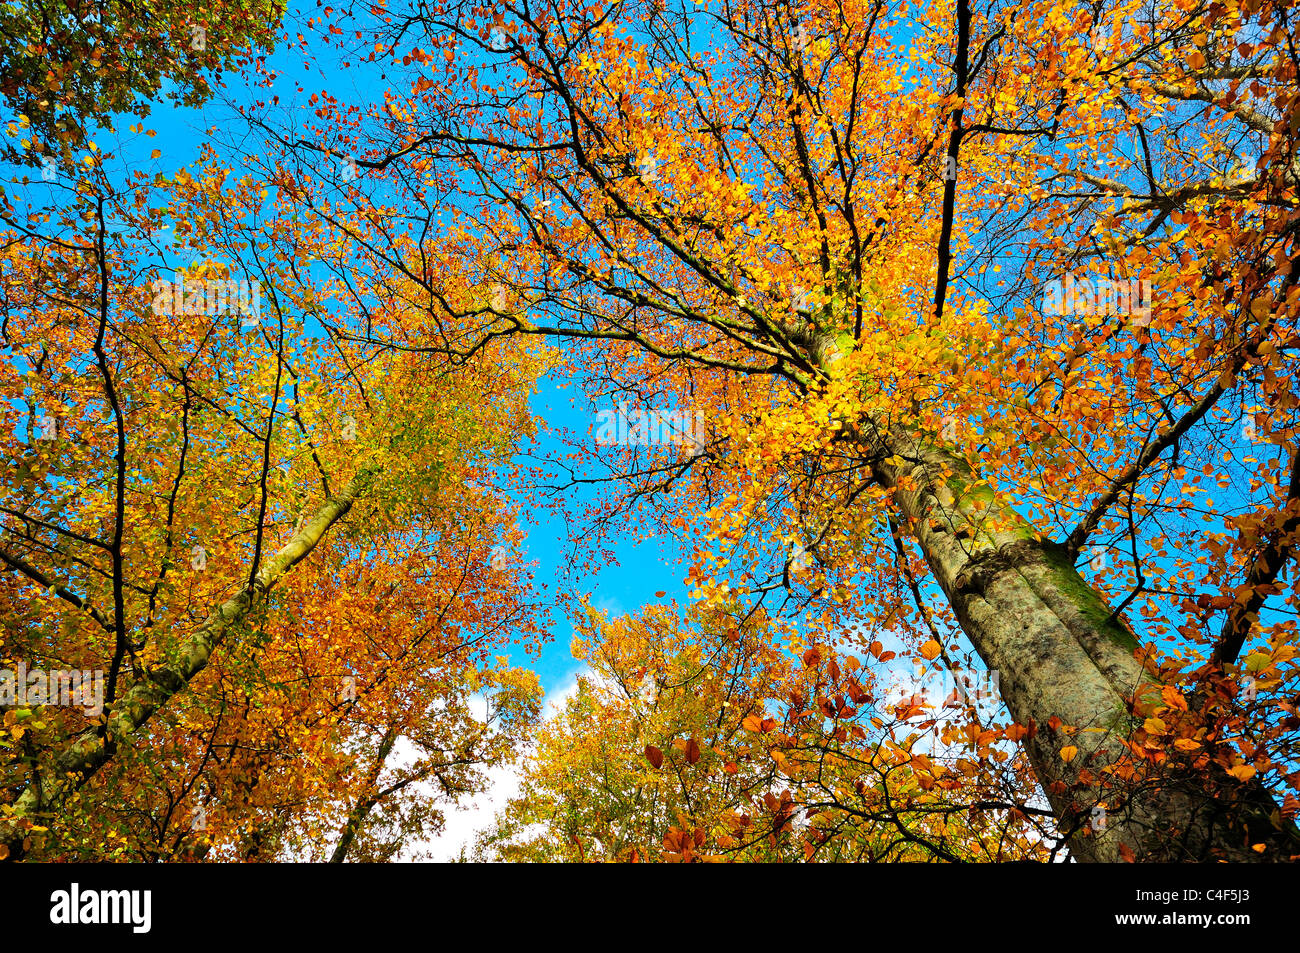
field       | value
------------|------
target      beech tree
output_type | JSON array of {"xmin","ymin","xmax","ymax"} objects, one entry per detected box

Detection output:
[
  {"xmin": 0, "ymin": 0, "xmax": 285, "ymax": 162},
  {"xmin": 245, "ymin": 0, "xmax": 1300, "ymax": 860},
  {"xmin": 0, "ymin": 148, "xmax": 548, "ymax": 859}
]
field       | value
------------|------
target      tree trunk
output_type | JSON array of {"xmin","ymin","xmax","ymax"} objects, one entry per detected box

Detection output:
[
  {"xmin": 0, "ymin": 467, "xmax": 379, "ymax": 860},
  {"xmin": 867, "ymin": 423, "xmax": 1298, "ymax": 860}
]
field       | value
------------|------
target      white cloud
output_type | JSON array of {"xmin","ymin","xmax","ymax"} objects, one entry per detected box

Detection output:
[
  {"xmin": 419, "ymin": 760, "xmax": 525, "ymax": 862},
  {"xmin": 542, "ymin": 670, "xmax": 583, "ymax": 718},
  {"xmin": 401, "ymin": 670, "xmax": 586, "ymax": 862},
  {"xmin": 591, "ymin": 594, "xmax": 626, "ymax": 619}
]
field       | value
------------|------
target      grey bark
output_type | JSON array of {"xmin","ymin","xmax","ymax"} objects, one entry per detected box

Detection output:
[{"xmin": 866, "ymin": 420, "xmax": 1297, "ymax": 860}]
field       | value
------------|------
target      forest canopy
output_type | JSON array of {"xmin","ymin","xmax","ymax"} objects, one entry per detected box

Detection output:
[{"xmin": 2, "ymin": 0, "xmax": 1299, "ymax": 863}]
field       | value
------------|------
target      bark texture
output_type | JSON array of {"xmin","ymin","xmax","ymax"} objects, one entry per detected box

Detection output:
[{"xmin": 870, "ymin": 424, "xmax": 1297, "ymax": 861}]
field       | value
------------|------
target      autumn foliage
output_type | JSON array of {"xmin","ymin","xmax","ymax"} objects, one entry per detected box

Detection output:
[{"xmin": 4, "ymin": 0, "xmax": 1300, "ymax": 861}]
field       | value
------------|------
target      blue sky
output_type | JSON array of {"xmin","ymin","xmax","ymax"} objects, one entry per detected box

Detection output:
[{"xmin": 503, "ymin": 377, "xmax": 694, "ymax": 695}]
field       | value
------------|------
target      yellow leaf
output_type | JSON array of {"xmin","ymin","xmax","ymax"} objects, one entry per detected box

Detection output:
[
  {"xmin": 1228, "ymin": 764, "xmax": 1256, "ymax": 782},
  {"xmin": 1060, "ymin": 745, "xmax": 1078, "ymax": 763}
]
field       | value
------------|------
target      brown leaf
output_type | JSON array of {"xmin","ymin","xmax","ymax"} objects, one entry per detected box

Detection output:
[{"xmin": 645, "ymin": 744, "xmax": 664, "ymax": 769}]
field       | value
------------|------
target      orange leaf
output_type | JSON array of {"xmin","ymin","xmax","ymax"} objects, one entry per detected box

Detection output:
[{"xmin": 920, "ymin": 640, "xmax": 942, "ymax": 660}]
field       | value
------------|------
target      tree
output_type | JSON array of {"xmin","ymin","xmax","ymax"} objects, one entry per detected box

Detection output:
[
  {"xmin": 0, "ymin": 150, "xmax": 548, "ymax": 860},
  {"xmin": 248, "ymin": 0, "xmax": 1300, "ymax": 860},
  {"xmin": 479, "ymin": 601, "xmax": 1053, "ymax": 862},
  {"xmin": 0, "ymin": 0, "xmax": 285, "ymax": 165}
]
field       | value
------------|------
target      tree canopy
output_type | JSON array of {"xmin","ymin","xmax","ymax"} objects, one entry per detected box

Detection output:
[{"xmin": 2, "ymin": 0, "xmax": 1300, "ymax": 862}]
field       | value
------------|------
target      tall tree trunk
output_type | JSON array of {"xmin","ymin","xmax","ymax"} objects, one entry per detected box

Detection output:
[
  {"xmin": 864, "ymin": 420, "xmax": 1297, "ymax": 860},
  {"xmin": 0, "ymin": 467, "xmax": 379, "ymax": 860}
]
